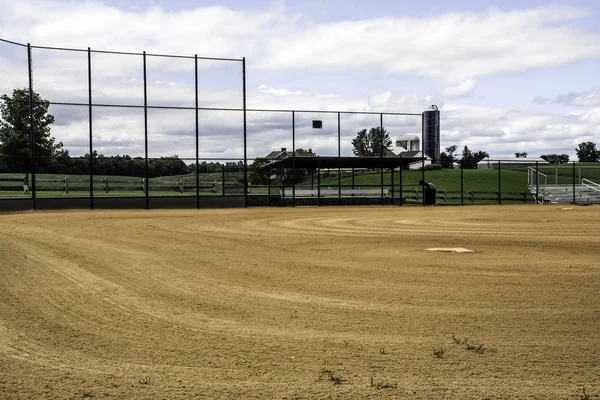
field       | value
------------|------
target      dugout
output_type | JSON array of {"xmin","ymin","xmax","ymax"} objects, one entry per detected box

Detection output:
[{"xmin": 258, "ymin": 155, "xmax": 424, "ymax": 207}]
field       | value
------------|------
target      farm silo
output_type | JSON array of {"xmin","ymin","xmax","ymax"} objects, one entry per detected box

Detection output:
[{"xmin": 423, "ymin": 106, "xmax": 440, "ymax": 164}]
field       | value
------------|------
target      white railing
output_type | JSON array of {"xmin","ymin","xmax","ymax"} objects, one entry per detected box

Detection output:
[
  {"xmin": 527, "ymin": 167, "xmax": 547, "ymax": 189},
  {"xmin": 280, "ymin": 188, "xmax": 391, "ymax": 197},
  {"xmin": 582, "ymin": 179, "xmax": 600, "ymax": 193}
]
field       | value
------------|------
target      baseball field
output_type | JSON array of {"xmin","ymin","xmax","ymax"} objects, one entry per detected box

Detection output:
[{"xmin": 0, "ymin": 205, "xmax": 598, "ymax": 399}]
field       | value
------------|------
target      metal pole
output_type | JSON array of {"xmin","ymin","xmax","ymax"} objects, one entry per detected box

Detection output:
[
  {"xmin": 399, "ymin": 165, "xmax": 403, "ymax": 206},
  {"xmin": 195, "ymin": 55, "xmax": 200, "ymax": 209},
  {"xmin": 88, "ymin": 47, "xmax": 94, "ymax": 209},
  {"xmin": 421, "ymin": 113, "xmax": 426, "ymax": 206},
  {"xmin": 27, "ymin": 43, "xmax": 36, "ymax": 209},
  {"xmin": 281, "ymin": 163, "xmax": 284, "ymax": 203},
  {"xmin": 317, "ymin": 157, "xmax": 321, "ymax": 206},
  {"xmin": 391, "ymin": 166, "xmax": 395, "ymax": 204},
  {"xmin": 380, "ymin": 113, "xmax": 384, "ymax": 205},
  {"xmin": 338, "ymin": 112, "xmax": 341, "ymax": 205},
  {"xmin": 460, "ymin": 161, "xmax": 464, "ymax": 205},
  {"xmin": 143, "ymin": 51, "xmax": 149, "ymax": 209},
  {"xmin": 573, "ymin": 161, "xmax": 576, "ymax": 204},
  {"xmin": 498, "ymin": 160, "xmax": 501, "ymax": 205},
  {"xmin": 292, "ymin": 111, "xmax": 295, "ymax": 207},
  {"xmin": 338, "ymin": 112, "xmax": 341, "ymax": 156},
  {"xmin": 242, "ymin": 57, "xmax": 248, "ymax": 208},
  {"xmin": 535, "ymin": 161, "xmax": 539, "ymax": 204}
]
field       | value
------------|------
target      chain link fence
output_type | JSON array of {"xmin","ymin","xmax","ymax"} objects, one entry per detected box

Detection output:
[{"xmin": 2, "ymin": 38, "xmax": 598, "ymax": 209}]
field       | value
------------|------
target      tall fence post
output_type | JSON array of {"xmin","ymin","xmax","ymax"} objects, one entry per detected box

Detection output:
[
  {"xmin": 573, "ymin": 161, "xmax": 576, "ymax": 204},
  {"xmin": 88, "ymin": 47, "xmax": 94, "ymax": 209},
  {"xmin": 535, "ymin": 161, "xmax": 539, "ymax": 204},
  {"xmin": 317, "ymin": 157, "xmax": 321, "ymax": 206},
  {"xmin": 380, "ymin": 113, "xmax": 384, "ymax": 205},
  {"xmin": 221, "ymin": 164, "xmax": 225, "ymax": 196},
  {"xmin": 27, "ymin": 43, "xmax": 36, "ymax": 209},
  {"xmin": 242, "ymin": 57, "xmax": 248, "ymax": 208},
  {"xmin": 143, "ymin": 51, "xmax": 149, "ymax": 210},
  {"xmin": 399, "ymin": 166, "xmax": 403, "ymax": 206},
  {"xmin": 391, "ymin": 166, "xmax": 395, "ymax": 204},
  {"xmin": 195, "ymin": 54, "xmax": 200, "ymax": 209},
  {"xmin": 498, "ymin": 160, "xmax": 501, "ymax": 205},
  {"xmin": 460, "ymin": 161, "xmax": 464, "ymax": 206},
  {"xmin": 421, "ymin": 112, "xmax": 425, "ymax": 206},
  {"xmin": 292, "ymin": 110, "xmax": 296, "ymax": 208},
  {"xmin": 338, "ymin": 112, "xmax": 341, "ymax": 205}
]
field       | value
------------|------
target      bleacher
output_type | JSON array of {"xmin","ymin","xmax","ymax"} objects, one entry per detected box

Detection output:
[{"xmin": 530, "ymin": 180, "xmax": 600, "ymax": 204}]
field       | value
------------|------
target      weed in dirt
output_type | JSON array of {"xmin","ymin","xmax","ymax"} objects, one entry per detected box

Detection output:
[
  {"xmin": 379, "ymin": 347, "xmax": 387, "ymax": 354},
  {"xmin": 319, "ymin": 369, "xmax": 344, "ymax": 385},
  {"xmin": 453, "ymin": 334, "xmax": 487, "ymax": 354},
  {"xmin": 82, "ymin": 393, "xmax": 91, "ymax": 399},
  {"xmin": 433, "ymin": 347, "xmax": 446, "ymax": 358},
  {"xmin": 452, "ymin": 333, "xmax": 469, "ymax": 345},
  {"xmin": 343, "ymin": 340, "xmax": 349, "ymax": 347},
  {"xmin": 466, "ymin": 343, "xmax": 487, "ymax": 354},
  {"xmin": 138, "ymin": 377, "xmax": 150, "ymax": 385},
  {"xmin": 370, "ymin": 377, "xmax": 398, "ymax": 390},
  {"xmin": 578, "ymin": 387, "xmax": 594, "ymax": 400}
]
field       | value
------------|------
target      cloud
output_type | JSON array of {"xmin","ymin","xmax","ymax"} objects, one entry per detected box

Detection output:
[
  {"xmin": 1, "ymin": 2, "xmax": 598, "ymax": 82},
  {"xmin": 442, "ymin": 79, "xmax": 476, "ymax": 98},
  {"xmin": 1, "ymin": 1, "xmax": 599, "ymax": 160},
  {"xmin": 441, "ymin": 104, "xmax": 600, "ymax": 157},
  {"xmin": 258, "ymin": 84, "xmax": 308, "ymax": 96},
  {"xmin": 534, "ymin": 91, "xmax": 600, "ymax": 107},
  {"xmin": 41, "ymin": 80, "xmax": 600, "ymax": 160}
]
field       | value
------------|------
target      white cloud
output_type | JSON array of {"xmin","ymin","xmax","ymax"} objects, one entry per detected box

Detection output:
[
  {"xmin": 442, "ymin": 104, "xmax": 600, "ymax": 157},
  {"xmin": 534, "ymin": 91, "xmax": 600, "ymax": 107},
  {"xmin": 258, "ymin": 84, "xmax": 307, "ymax": 96},
  {"xmin": 1, "ymin": 1, "xmax": 599, "ymax": 160},
  {"xmin": 1, "ymin": 2, "xmax": 598, "ymax": 82},
  {"xmin": 442, "ymin": 79, "xmax": 476, "ymax": 98}
]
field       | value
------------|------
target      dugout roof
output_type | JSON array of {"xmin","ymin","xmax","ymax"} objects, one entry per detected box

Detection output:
[{"xmin": 261, "ymin": 156, "xmax": 425, "ymax": 170}]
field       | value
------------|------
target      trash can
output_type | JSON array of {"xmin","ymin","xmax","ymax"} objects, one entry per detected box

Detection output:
[{"xmin": 422, "ymin": 182, "xmax": 436, "ymax": 205}]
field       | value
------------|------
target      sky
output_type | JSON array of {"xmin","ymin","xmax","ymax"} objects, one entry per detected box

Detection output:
[{"xmin": 0, "ymin": 0, "xmax": 599, "ymax": 160}]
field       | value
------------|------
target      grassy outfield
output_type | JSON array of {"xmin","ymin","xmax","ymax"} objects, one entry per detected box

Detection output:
[
  {"xmin": 0, "ymin": 191, "xmax": 224, "ymax": 198},
  {"xmin": 0, "ymin": 172, "xmax": 235, "ymax": 198},
  {"xmin": 1, "ymin": 164, "xmax": 598, "ymax": 199},
  {"xmin": 319, "ymin": 168, "xmax": 530, "ymax": 193}
]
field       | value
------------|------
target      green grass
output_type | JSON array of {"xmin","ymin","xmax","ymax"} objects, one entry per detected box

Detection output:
[
  {"xmin": 0, "ymin": 171, "xmax": 240, "ymax": 199},
  {"xmin": 0, "ymin": 190, "xmax": 225, "ymax": 199},
  {"xmin": 319, "ymin": 168, "xmax": 529, "ymax": 192},
  {"xmin": 2, "ymin": 164, "xmax": 599, "ymax": 201}
]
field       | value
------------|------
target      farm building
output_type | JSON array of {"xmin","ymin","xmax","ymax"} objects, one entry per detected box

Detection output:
[
  {"xmin": 398, "ymin": 151, "xmax": 432, "ymax": 170},
  {"xmin": 477, "ymin": 156, "xmax": 549, "ymax": 170}
]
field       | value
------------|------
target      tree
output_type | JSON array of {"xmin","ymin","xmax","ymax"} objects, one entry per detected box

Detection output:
[
  {"xmin": 351, "ymin": 127, "xmax": 392, "ymax": 157},
  {"xmin": 294, "ymin": 148, "xmax": 316, "ymax": 157},
  {"xmin": 575, "ymin": 141, "xmax": 599, "ymax": 162},
  {"xmin": 515, "ymin": 152, "xmax": 527, "ymax": 158},
  {"xmin": 540, "ymin": 154, "xmax": 570, "ymax": 164},
  {"xmin": 0, "ymin": 88, "xmax": 61, "ymax": 172},
  {"xmin": 440, "ymin": 145, "xmax": 458, "ymax": 168},
  {"xmin": 459, "ymin": 146, "xmax": 489, "ymax": 169}
]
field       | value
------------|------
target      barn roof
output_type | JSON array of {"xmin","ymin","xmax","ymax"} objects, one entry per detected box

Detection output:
[{"xmin": 261, "ymin": 155, "xmax": 425, "ymax": 170}]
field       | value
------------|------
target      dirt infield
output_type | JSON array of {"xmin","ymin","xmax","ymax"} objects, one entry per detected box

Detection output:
[{"xmin": 0, "ymin": 205, "xmax": 598, "ymax": 399}]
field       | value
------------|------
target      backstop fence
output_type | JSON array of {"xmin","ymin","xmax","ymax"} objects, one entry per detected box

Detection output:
[{"xmin": 1, "ymin": 38, "xmax": 599, "ymax": 210}]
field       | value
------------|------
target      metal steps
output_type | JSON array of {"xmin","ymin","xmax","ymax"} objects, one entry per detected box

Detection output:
[{"xmin": 530, "ymin": 184, "xmax": 600, "ymax": 204}]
